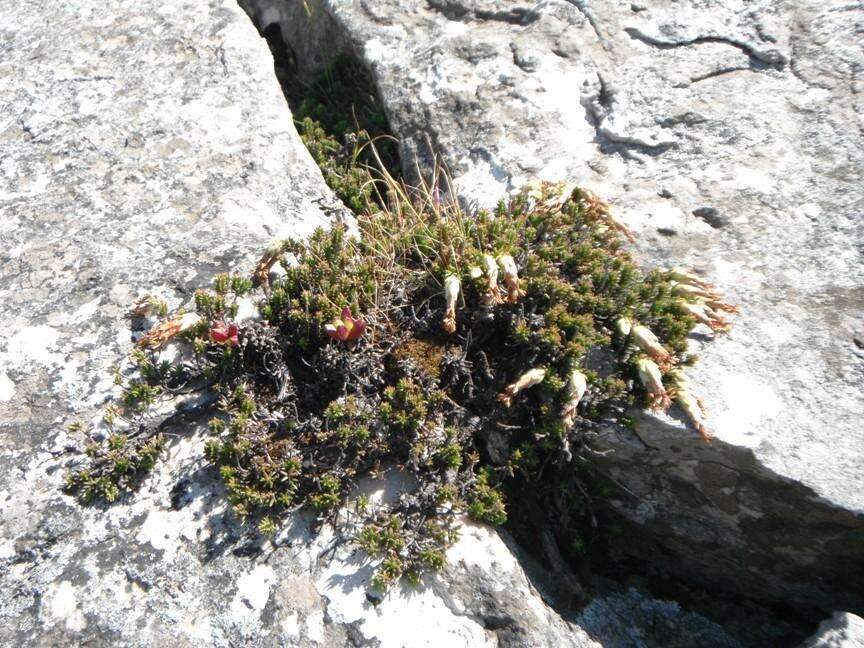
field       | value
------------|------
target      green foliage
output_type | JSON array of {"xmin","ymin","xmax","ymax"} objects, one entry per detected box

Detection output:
[
  {"xmin": 467, "ymin": 469, "xmax": 507, "ymax": 526},
  {"xmin": 64, "ymin": 433, "xmax": 165, "ymax": 503},
  {"xmin": 293, "ymin": 54, "xmax": 398, "ymax": 213},
  {"xmin": 64, "ymin": 55, "xmax": 708, "ymax": 595}
]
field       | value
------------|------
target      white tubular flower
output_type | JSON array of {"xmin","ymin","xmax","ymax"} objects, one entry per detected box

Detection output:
[
  {"xmin": 679, "ymin": 301, "xmax": 730, "ymax": 332},
  {"xmin": 666, "ymin": 266, "xmax": 715, "ymax": 290},
  {"xmin": 497, "ymin": 254, "xmax": 526, "ymax": 303},
  {"xmin": 138, "ymin": 313, "xmax": 201, "ymax": 349},
  {"xmin": 615, "ymin": 316, "xmax": 632, "ymax": 338},
  {"xmin": 498, "ymin": 367, "xmax": 546, "ymax": 408},
  {"xmin": 441, "ymin": 274, "xmax": 461, "ymax": 334},
  {"xmin": 671, "ymin": 281, "xmax": 721, "ymax": 301},
  {"xmin": 670, "ymin": 278, "xmax": 739, "ymax": 314},
  {"xmin": 631, "ymin": 324, "xmax": 673, "ymax": 367},
  {"xmin": 481, "ymin": 254, "xmax": 504, "ymax": 305},
  {"xmin": 178, "ymin": 313, "xmax": 202, "ymax": 330},
  {"xmin": 668, "ymin": 368, "xmax": 706, "ymax": 413},
  {"xmin": 667, "ymin": 368, "xmax": 711, "ymax": 442},
  {"xmin": 561, "ymin": 369, "xmax": 588, "ymax": 428},
  {"xmin": 636, "ymin": 357, "xmax": 671, "ymax": 412},
  {"xmin": 675, "ymin": 390, "xmax": 713, "ymax": 442}
]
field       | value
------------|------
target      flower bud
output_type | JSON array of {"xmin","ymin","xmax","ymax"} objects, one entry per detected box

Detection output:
[
  {"xmin": 481, "ymin": 254, "xmax": 503, "ymax": 305},
  {"xmin": 210, "ymin": 320, "xmax": 239, "ymax": 346},
  {"xmin": 679, "ymin": 301, "xmax": 730, "ymax": 332},
  {"xmin": 441, "ymin": 274, "xmax": 461, "ymax": 333},
  {"xmin": 615, "ymin": 316, "xmax": 632, "ymax": 338},
  {"xmin": 497, "ymin": 254, "xmax": 526, "ymax": 303},
  {"xmin": 498, "ymin": 367, "xmax": 546, "ymax": 408},
  {"xmin": 630, "ymin": 324, "xmax": 673, "ymax": 367},
  {"xmin": 325, "ymin": 307, "xmax": 366, "ymax": 342},
  {"xmin": 636, "ymin": 357, "xmax": 671, "ymax": 412},
  {"xmin": 561, "ymin": 369, "xmax": 588, "ymax": 428}
]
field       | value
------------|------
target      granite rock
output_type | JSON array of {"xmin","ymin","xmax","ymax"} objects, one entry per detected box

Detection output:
[{"xmin": 801, "ymin": 612, "xmax": 864, "ymax": 648}]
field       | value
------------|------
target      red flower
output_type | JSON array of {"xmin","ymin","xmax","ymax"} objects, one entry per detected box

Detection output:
[
  {"xmin": 210, "ymin": 320, "xmax": 239, "ymax": 346},
  {"xmin": 325, "ymin": 307, "xmax": 366, "ymax": 342}
]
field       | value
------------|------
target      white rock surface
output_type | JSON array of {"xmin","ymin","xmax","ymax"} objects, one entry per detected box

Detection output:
[
  {"xmin": 3, "ymin": 0, "xmax": 862, "ymax": 643},
  {"xmin": 801, "ymin": 612, "xmax": 864, "ymax": 648}
]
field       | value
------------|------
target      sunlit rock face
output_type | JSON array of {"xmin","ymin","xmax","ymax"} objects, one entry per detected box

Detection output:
[{"xmin": 2, "ymin": 0, "xmax": 863, "ymax": 645}]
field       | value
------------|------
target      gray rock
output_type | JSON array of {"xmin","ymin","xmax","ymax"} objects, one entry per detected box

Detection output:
[
  {"xmin": 691, "ymin": 206, "xmax": 727, "ymax": 229},
  {"xmin": 576, "ymin": 588, "xmax": 742, "ymax": 648},
  {"xmin": 801, "ymin": 612, "xmax": 864, "ymax": 648},
  {"xmin": 0, "ymin": 0, "xmax": 596, "ymax": 646},
  {"xmin": 256, "ymin": 0, "xmax": 864, "ymax": 615}
]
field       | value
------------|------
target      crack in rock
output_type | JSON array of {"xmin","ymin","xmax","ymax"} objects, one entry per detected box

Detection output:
[{"xmin": 625, "ymin": 26, "xmax": 787, "ymax": 66}]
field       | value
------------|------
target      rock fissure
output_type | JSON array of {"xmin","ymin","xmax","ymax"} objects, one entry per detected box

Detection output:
[
  {"xmin": 623, "ymin": 26, "xmax": 787, "ymax": 66},
  {"xmin": 689, "ymin": 66, "xmax": 755, "ymax": 84},
  {"xmin": 564, "ymin": 0, "xmax": 611, "ymax": 52},
  {"xmin": 426, "ymin": 0, "xmax": 540, "ymax": 26}
]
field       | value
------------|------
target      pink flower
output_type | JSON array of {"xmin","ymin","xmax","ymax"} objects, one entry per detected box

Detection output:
[
  {"xmin": 210, "ymin": 320, "xmax": 239, "ymax": 346},
  {"xmin": 325, "ymin": 307, "xmax": 366, "ymax": 342}
]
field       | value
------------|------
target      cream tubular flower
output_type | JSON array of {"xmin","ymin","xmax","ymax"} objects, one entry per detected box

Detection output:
[
  {"xmin": 497, "ymin": 254, "xmax": 526, "ymax": 303},
  {"xmin": 498, "ymin": 367, "xmax": 546, "ymax": 408},
  {"xmin": 636, "ymin": 356, "xmax": 671, "ymax": 412},
  {"xmin": 668, "ymin": 368, "xmax": 706, "ymax": 411},
  {"xmin": 703, "ymin": 296, "xmax": 740, "ymax": 314},
  {"xmin": 667, "ymin": 368, "xmax": 711, "ymax": 442},
  {"xmin": 481, "ymin": 254, "xmax": 504, "ymax": 305},
  {"xmin": 615, "ymin": 316, "xmax": 632, "ymax": 338},
  {"xmin": 671, "ymin": 281, "xmax": 721, "ymax": 301},
  {"xmin": 561, "ymin": 369, "xmax": 588, "ymax": 428},
  {"xmin": 675, "ymin": 390, "xmax": 713, "ymax": 442},
  {"xmin": 666, "ymin": 266, "xmax": 714, "ymax": 290},
  {"xmin": 631, "ymin": 324, "xmax": 673, "ymax": 367},
  {"xmin": 679, "ymin": 301, "xmax": 730, "ymax": 332},
  {"xmin": 441, "ymin": 274, "xmax": 461, "ymax": 334}
]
